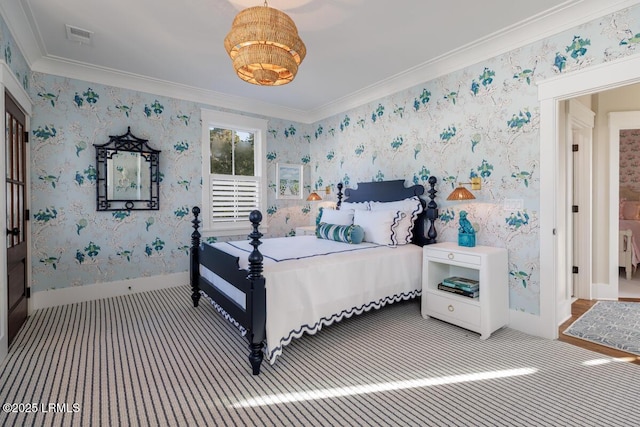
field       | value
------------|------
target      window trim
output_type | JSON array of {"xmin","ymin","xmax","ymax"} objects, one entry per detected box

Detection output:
[{"xmin": 201, "ymin": 109, "xmax": 268, "ymax": 236}]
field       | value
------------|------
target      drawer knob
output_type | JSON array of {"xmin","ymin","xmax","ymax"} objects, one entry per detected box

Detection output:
[
  {"xmin": 448, "ymin": 304, "xmax": 454, "ymax": 312},
  {"xmin": 448, "ymin": 252, "xmax": 454, "ymax": 260}
]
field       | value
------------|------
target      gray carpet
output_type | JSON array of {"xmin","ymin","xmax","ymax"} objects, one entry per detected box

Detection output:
[
  {"xmin": 1, "ymin": 285, "xmax": 640, "ymax": 426},
  {"xmin": 563, "ymin": 300, "xmax": 640, "ymax": 356}
]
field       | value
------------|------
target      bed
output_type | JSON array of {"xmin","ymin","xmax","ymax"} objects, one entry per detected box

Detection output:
[{"xmin": 189, "ymin": 177, "xmax": 439, "ymax": 375}]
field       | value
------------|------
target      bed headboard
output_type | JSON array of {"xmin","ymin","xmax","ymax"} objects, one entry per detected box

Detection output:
[{"xmin": 337, "ymin": 177, "xmax": 438, "ymax": 246}]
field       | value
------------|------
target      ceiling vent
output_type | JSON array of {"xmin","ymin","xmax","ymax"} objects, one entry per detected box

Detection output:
[{"xmin": 65, "ymin": 24, "xmax": 93, "ymax": 44}]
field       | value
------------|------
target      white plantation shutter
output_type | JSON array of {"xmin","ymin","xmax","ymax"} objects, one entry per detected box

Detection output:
[
  {"xmin": 201, "ymin": 110, "xmax": 267, "ymax": 236},
  {"xmin": 210, "ymin": 175, "xmax": 260, "ymax": 224}
]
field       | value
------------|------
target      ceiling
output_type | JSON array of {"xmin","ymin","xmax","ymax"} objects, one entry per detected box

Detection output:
[{"xmin": 2, "ymin": 0, "xmax": 639, "ymax": 122}]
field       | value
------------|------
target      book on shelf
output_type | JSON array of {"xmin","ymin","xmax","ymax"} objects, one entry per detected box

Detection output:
[
  {"xmin": 437, "ymin": 283, "xmax": 479, "ymax": 298},
  {"xmin": 442, "ymin": 276, "xmax": 479, "ymax": 292}
]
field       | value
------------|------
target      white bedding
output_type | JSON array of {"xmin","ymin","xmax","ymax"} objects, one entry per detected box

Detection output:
[{"xmin": 202, "ymin": 236, "xmax": 423, "ymax": 364}]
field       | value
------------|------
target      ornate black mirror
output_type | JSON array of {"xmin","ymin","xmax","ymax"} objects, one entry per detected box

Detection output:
[{"xmin": 94, "ymin": 127, "xmax": 161, "ymax": 211}]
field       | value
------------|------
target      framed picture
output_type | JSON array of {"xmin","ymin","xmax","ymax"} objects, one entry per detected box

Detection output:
[{"xmin": 276, "ymin": 163, "xmax": 303, "ymax": 199}]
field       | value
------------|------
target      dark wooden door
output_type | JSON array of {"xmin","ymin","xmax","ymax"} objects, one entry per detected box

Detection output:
[{"xmin": 5, "ymin": 92, "xmax": 28, "ymax": 345}]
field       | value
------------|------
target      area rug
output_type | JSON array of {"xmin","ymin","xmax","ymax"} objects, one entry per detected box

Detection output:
[{"xmin": 563, "ymin": 300, "xmax": 640, "ymax": 355}]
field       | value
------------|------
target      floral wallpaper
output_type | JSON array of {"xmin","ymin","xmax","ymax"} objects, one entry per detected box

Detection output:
[
  {"xmin": 26, "ymin": 74, "xmax": 315, "ymax": 293},
  {"xmin": 619, "ymin": 129, "xmax": 640, "ymax": 191},
  {"xmin": 2, "ymin": 4, "xmax": 640, "ymax": 316}
]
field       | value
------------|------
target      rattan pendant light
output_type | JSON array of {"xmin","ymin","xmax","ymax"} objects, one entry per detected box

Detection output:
[{"xmin": 224, "ymin": 1, "xmax": 306, "ymax": 86}]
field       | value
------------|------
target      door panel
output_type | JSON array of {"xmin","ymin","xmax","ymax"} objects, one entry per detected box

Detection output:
[
  {"xmin": 5, "ymin": 92, "xmax": 28, "ymax": 345},
  {"xmin": 566, "ymin": 99, "xmax": 594, "ymax": 301}
]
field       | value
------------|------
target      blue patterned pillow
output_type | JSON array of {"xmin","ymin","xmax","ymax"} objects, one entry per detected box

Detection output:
[{"xmin": 316, "ymin": 223, "xmax": 364, "ymax": 244}]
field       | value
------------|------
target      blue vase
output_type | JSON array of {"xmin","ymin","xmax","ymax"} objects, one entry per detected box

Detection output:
[{"xmin": 458, "ymin": 232, "xmax": 476, "ymax": 247}]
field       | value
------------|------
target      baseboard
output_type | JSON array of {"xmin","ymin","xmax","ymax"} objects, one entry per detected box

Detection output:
[{"xmin": 31, "ymin": 272, "xmax": 189, "ymax": 310}]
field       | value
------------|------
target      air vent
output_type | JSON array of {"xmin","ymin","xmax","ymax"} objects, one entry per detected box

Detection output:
[{"xmin": 65, "ymin": 24, "xmax": 93, "ymax": 44}]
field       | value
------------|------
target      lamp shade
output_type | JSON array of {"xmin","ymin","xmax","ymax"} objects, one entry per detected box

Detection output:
[
  {"xmin": 224, "ymin": 4, "xmax": 306, "ymax": 86},
  {"xmin": 306, "ymin": 192, "xmax": 322, "ymax": 201},
  {"xmin": 447, "ymin": 185, "xmax": 476, "ymax": 201}
]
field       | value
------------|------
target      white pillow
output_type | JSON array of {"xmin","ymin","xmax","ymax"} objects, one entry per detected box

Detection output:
[
  {"xmin": 319, "ymin": 208, "xmax": 354, "ymax": 225},
  {"xmin": 370, "ymin": 197, "xmax": 424, "ymax": 244},
  {"xmin": 340, "ymin": 201, "xmax": 370, "ymax": 211},
  {"xmin": 353, "ymin": 209, "xmax": 404, "ymax": 246}
]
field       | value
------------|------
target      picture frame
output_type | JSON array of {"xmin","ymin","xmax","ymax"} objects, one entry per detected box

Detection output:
[{"xmin": 276, "ymin": 163, "xmax": 303, "ymax": 199}]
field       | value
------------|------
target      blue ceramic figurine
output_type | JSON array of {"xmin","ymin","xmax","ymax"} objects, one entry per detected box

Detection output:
[{"xmin": 458, "ymin": 210, "xmax": 476, "ymax": 247}]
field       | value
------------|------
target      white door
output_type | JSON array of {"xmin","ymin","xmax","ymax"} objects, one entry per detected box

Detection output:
[{"xmin": 567, "ymin": 99, "xmax": 594, "ymax": 300}]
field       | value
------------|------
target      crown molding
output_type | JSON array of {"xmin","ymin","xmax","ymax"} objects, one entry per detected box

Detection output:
[{"xmin": 31, "ymin": 56, "xmax": 310, "ymax": 123}]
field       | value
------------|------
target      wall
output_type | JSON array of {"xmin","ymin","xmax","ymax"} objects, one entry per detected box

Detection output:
[
  {"xmin": 307, "ymin": 4, "xmax": 640, "ymax": 315},
  {"xmin": 27, "ymin": 74, "xmax": 313, "ymax": 294},
  {"xmin": 619, "ymin": 130, "xmax": 640, "ymax": 191}
]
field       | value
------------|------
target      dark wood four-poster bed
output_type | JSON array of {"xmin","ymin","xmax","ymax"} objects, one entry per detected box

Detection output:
[{"xmin": 189, "ymin": 177, "xmax": 439, "ymax": 375}]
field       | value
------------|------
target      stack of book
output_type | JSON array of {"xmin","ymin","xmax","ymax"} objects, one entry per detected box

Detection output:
[{"xmin": 437, "ymin": 276, "xmax": 480, "ymax": 298}]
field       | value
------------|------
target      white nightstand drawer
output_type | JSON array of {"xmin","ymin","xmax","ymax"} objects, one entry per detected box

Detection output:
[
  {"xmin": 424, "ymin": 291, "xmax": 481, "ymax": 326},
  {"xmin": 424, "ymin": 248, "xmax": 481, "ymax": 266}
]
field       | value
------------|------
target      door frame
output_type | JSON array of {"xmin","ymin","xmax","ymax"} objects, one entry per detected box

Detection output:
[
  {"xmin": 0, "ymin": 62, "xmax": 32, "ymax": 362},
  {"xmin": 539, "ymin": 54, "xmax": 640, "ymax": 339}
]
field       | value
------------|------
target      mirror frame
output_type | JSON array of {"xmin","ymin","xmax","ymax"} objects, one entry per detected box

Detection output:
[{"xmin": 94, "ymin": 127, "xmax": 161, "ymax": 211}]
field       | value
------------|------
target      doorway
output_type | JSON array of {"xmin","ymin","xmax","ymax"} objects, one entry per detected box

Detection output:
[
  {"xmin": 5, "ymin": 92, "xmax": 28, "ymax": 345},
  {"xmin": 609, "ymin": 111, "xmax": 640, "ymax": 299},
  {"xmin": 539, "ymin": 54, "xmax": 640, "ymax": 339},
  {"xmin": 618, "ymin": 126, "xmax": 640, "ymax": 298}
]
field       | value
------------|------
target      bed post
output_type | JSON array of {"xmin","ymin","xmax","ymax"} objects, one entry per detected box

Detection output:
[
  {"xmin": 425, "ymin": 176, "xmax": 438, "ymax": 244},
  {"xmin": 336, "ymin": 183, "xmax": 343, "ymax": 208},
  {"xmin": 247, "ymin": 210, "xmax": 266, "ymax": 375},
  {"xmin": 190, "ymin": 206, "xmax": 201, "ymax": 307}
]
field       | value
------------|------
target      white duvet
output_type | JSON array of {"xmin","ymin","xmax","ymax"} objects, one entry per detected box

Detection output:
[{"xmin": 202, "ymin": 236, "xmax": 423, "ymax": 364}]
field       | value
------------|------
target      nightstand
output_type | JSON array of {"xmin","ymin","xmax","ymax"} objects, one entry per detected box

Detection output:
[
  {"xmin": 421, "ymin": 242, "xmax": 508, "ymax": 339},
  {"xmin": 295, "ymin": 225, "xmax": 317, "ymax": 236}
]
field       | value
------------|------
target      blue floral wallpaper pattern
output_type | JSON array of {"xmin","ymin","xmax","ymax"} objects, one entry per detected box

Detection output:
[
  {"xmin": 2, "ymin": 5, "xmax": 640, "ymax": 317},
  {"xmin": 27, "ymin": 73, "xmax": 316, "ymax": 294}
]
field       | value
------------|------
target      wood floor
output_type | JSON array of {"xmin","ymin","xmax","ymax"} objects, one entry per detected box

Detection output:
[{"xmin": 558, "ymin": 297, "xmax": 640, "ymax": 365}]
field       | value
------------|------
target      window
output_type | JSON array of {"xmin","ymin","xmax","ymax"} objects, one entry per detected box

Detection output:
[{"xmin": 201, "ymin": 109, "xmax": 268, "ymax": 236}]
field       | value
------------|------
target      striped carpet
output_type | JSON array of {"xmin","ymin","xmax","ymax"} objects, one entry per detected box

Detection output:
[{"xmin": 1, "ymin": 286, "xmax": 639, "ymax": 426}]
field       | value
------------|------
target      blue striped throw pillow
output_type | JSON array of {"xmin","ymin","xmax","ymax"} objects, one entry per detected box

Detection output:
[{"xmin": 316, "ymin": 223, "xmax": 365, "ymax": 244}]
